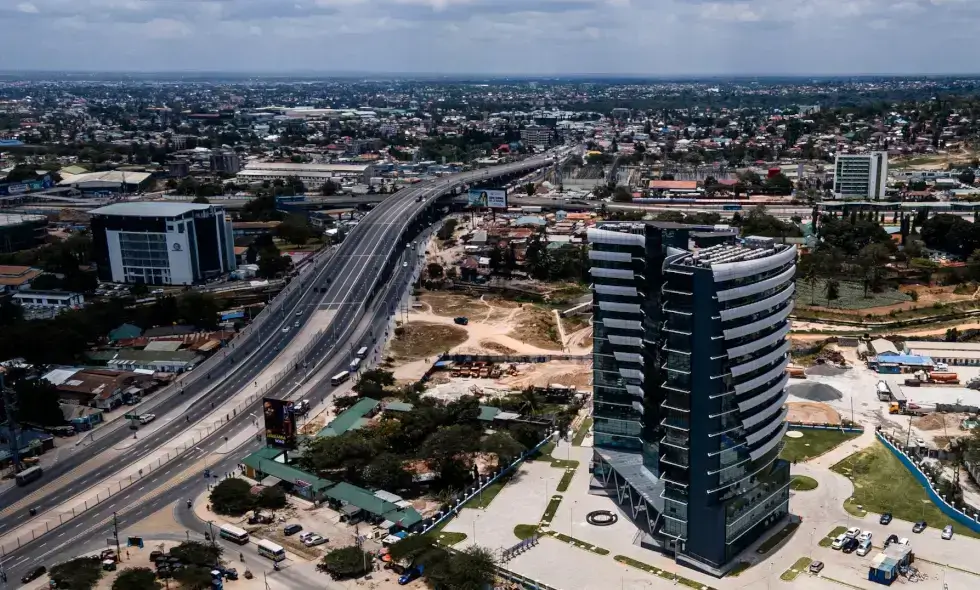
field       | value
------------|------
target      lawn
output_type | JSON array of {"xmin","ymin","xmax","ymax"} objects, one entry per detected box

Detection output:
[
  {"xmin": 460, "ymin": 473, "xmax": 511, "ymax": 510},
  {"xmin": 572, "ymin": 417, "xmax": 593, "ymax": 446},
  {"xmin": 613, "ymin": 555, "xmax": 719, "ymax": 590},
  {"xmin": 796, "ymin": 279, "xmax": 909, "ymax": 310},
  {"xmin": 514, "ymin": 524, "xmax": 539, "ymax": 540},
  {"xmin": 433, "ymin": 532, "xmax": 466, "ymax": 546},
  {"xmin": 790, "ymin": 475, "xmax": 819, "ymax": 491},
  {"xmin": 541, "ymin": 495, "xmax": 563, "ymax": 524},
  {"xmin": 780, "ymin": 557, "xmax": 813, "ymax": 582},
  {"xmin": 556, "ymin": 468, "xmax": 576, "ymax": 492},
  {"xmin": 831, "ymin": 442, "xmax": 980, "ymax": 539},
  {"xmin": 818, "ymin": 526, "xmax": 848, "ymax": 547},
  {"xmin": 780, "ymin": 429, "xmax": 860, "ymax": 463}
]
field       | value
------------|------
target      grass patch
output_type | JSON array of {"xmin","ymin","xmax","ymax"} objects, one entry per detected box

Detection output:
[
  {"xmin": 613, "ymin": 555, "xmax": 719, "ymax": 590},
  {"xmin": 727, "ymin": 561, "xmax": 751, "ymax": 577},
  {"xmin": 530, "ymin": 440, "xmax": 581, "ymax": 470},
  {"xmin": 460, "ymin": 473, "xmax": 511, "ymax": 510},
  {"xmin": 389, "ymin": 321, "xmax": 468, "ymax": 360},
  {"xmin": 756, "ymin": 521, "xmax": 799, "ymax": 554},
  {"xmin": 780, "ymin": 557, "xmax": 812, "ymax": 582},
  {"xmin": 572, "ymin": 417, "xmax": 593, "ymax": 446},
  {"xmin": 780, "ymin": 429, "xmax": 860, "ymax": 463},
  {"xmin": 514, "ymin": 524, "xmax": 540, "ymax": 540},
  {"xmin": 433, "ymin": 532, "xmax": 467, "ymax": 546},
  {"xmin": 843, "ymin": 497, "xmax": 868, "ymax": 517},
  {"xmin": 541, "ymin": 495, "xmax": 563, "ymax": 524},
  {"xmin": 818, "ymin": 525, "xmax": 848, "ymax": 548},
  {"xmin": 790, "ymin": 475, "xmax": 819, "ymax": 491},
  {"xmin": 556, "ymin": 468, "xmax": 576, "ymax": 492},
  {"xmin": 796, "ymin": 279, "xmax": 909, "ymax": 310},
  {"xmin": 831, "ymin": 441, "xmax": 980, "ymax": 539},
  {"xmin": 507, "ymin": 304, "xmax": 563, "ymax": 350},
  {"xmin": 546, "ymin": 531, "xmax": 609, "ymax": 555}
]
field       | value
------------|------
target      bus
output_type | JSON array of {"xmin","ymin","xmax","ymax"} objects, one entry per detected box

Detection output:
[
  {"xmin": 15, "ymin": 466, "xmax": 43, "ymax": 487},
  {"xmin": 356, "ymin": 347, "xmax": 368, "ymax": 358},
  {"xmin": 257, "ymin": 539, "xmax": 286, "ymax": 562},
  {"xmin": 330, "ymin": 371, "xmax": 350, "ymax": 386},
  {"xmin": 218, "ymin": 524, "xmax": 249, "ymax": 545},
  {"xmin": 349, "ymin": 358, "xmax": 361, "ymax": 372}
]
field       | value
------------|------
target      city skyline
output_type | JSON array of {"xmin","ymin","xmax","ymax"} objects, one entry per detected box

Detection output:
[{"xmin": 0, "ymin": 0, "xmax": 978, "ymax": 75}]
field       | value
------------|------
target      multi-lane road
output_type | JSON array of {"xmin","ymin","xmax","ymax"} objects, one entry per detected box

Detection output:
[{"xmin": 0, "ymin": 152, "xmax": 561, "ymax": 586}]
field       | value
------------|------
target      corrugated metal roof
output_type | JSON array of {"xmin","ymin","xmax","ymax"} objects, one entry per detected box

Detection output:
[
  {"xmin": 89, "ymin": 202, "xmax": 213, "ymax": 218},
  {"xmin": 317, "ymin": 398, "xmax": 379, "ymax": 437},
  {"xmin": 242, "ymin": 449, "xmax": 334, "ymax": 492}
]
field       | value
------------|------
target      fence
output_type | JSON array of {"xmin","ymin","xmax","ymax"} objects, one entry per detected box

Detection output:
[
  {"xmin": 877, "ymin": 431, "xmax": 980, "ymax": 535},
  {"xmin": 787, "ymin": 422, "xmax": 865, "ymax": 434},
  {"xmin": 439, "ymin": 353, "xmax": 591, "ymax": 365}
]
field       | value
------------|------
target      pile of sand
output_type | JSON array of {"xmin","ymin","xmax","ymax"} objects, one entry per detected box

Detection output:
[{"xmin": 788, "ymin": 381, "xmax": 844, "ymax": 402}]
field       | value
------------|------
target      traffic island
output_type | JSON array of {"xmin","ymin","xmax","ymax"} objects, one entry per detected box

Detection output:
[{"xmin": 780, "ymin": 556, "xmax": 812, "ymax": 581}]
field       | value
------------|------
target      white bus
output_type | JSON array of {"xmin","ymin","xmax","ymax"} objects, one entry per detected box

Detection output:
[
  {"xmin": 257, "ymin": 539, "xmax": 286, "ymax": 562},
  {"xmin": 348, "ymin": 358, "xmax": 361, "ymax": 372},
  {"xmin": 330, "ymin": 371, "xmax": 350, "ymax": 386},
  {"xmin": 356, "ymin": 347, "xmax": 368, "ymax": 358},
  {"xmin": 219, "ymin": 524, "xmax": 249, "ymax": 545},
  {"xmin": 15, "ymin": 466, "xmax": 42, "ymax": 487}
]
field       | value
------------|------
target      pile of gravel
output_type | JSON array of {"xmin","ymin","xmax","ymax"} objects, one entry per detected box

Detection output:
[
  {"xmin": 787, "ymin": 381, "xmax": 844, "ymax": 402},
  {"xmin": 805, "ymin": 364, "xmax": 848, "ymax": 377}
]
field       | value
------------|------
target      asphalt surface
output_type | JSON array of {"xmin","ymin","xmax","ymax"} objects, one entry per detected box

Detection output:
[{"xmin": 0, "ymin": 153, "xmax": 558, "ymax": 587}]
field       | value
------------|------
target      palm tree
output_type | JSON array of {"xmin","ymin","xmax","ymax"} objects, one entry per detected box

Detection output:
[{"xmin": 517, "ymin": 386, "xmax": 544, "ymax": 415}]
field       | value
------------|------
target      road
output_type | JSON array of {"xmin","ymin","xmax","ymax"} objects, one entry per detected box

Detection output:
[{"xmin": 0, "ymin": 152, "xmax": 559, "ymax": 587}]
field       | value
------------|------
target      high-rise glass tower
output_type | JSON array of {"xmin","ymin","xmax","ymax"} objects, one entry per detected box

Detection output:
[{"xmin": 589, "ymin": 222, "xmax": 795, "ymax": 575}]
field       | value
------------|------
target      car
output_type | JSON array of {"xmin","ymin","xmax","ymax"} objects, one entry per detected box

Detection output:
[
  {"xmin": 857, "ymin": 531, "xmax": 873, "ymax": 543},
  {"xmin": 856, "ymin": 540, "xmax": 873, "ymax": 556},
  {"xmin": 298, "ymin": 532, "xmax": 316, "ymax": 543},
  {"xmin": 942, "ymin": 525, "xmax": 954, "ymax": 540},
  {"xmin": 880, "ymin": 512, "xmax": 893, "ymax": 525},
  {"xmin": 303, "ymin": 534, "xmax": 326, "ymax": 547},
  {"xmin": 151, "ymin": 289, "xmax": 164, "ymax": 295},
  {"xmin": 913, "ymin": 521, "xmax": 927, "ymax": 533},
  {"xmin": 294, "ymin": 320, "xmax": 300, "ymax": 328},
  {"xmin": 898, "ymin": 537, "xmax": 910, "ymax": 546},
  {"xmin": 398, "ymin": 564, "xmax": 423, "ymax": 585},
  {"xmin": 831, "ymin": 534, "xmax": 847, "ymax": 550},
  {"xmin": 845, "ymin": 527, "xmax": 862, "ymax": 539},
  {"xmin": 808, "ymin": 561, "xmax": 824, "ymax": 574},
  {"xmin": 884, "ymin": 534, "xmax": 899, "ymax": 547},
  {"xmin": 284, "ymin": 524, "xmax": 302, "ymax": 536},
  {"xmin": 21, "ymin": 566, "xmax": 46, "ymax": 583},
  {"xmin": 296, "ymin": 310, "xmax": 303, "ymax": 316},
  {"xmin": 281, "ymin": 326, "xmax": 290, "ymax": 334},
  {"xmin": 841, "ymin": 537, "xmax": 860, "ymax": 553},
  {"xmin": 138, "ymin": 413, "xmax": 156, "ymax": 425}
]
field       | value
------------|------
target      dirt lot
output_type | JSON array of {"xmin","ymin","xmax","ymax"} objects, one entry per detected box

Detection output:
[
  {"xmin": 912, "ymin": 412, "xmax": 969, "ymax": 432},
  {"xmin": 786, "ymin": 401, "xmax": 841, "ymax": 425},
  {"xmin": 506, "ymin": 305, "xmax": 562, "ymax": 351},
  {"xmin": 496, "ymin": 361, "xmax": 592, "ymax": 390},
  {"xmin": 389, "ymin": 322, "xmax": 468, "ymax": 360}
]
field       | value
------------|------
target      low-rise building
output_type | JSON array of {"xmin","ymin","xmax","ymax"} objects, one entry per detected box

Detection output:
[{"xmin": 12, "ymin": 290, "xmax": 84, "ymax": 310}]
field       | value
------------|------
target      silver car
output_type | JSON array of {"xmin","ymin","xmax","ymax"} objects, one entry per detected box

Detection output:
[{"xmin": 942, "ymin": 525, "xmax": 954, "ymax": 540}]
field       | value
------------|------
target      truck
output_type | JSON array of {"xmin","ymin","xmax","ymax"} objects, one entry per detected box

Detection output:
[{"xmin": 454, "ymin": 316, "xmax": 469, "ymax": 326}]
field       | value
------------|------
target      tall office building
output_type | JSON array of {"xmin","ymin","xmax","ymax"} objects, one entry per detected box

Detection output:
[
  {"xmin": 90, "ymin": 203, "xmax": 236, "ymax": 285},
  {"xmin": 589, "ymin": 222, "xmax": 795, "ymax": 575},
  {"xmin": 833, "ymin": 152, "xmax": 888, "ymax": 199}
]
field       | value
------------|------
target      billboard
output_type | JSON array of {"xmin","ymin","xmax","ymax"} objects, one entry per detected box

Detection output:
[
  {"xmin": 263, "ymin": 397, "xmax": 297, "ymax": 449},
  {"xmin": 467, "ymin": 188, "xmax": 507, "ymax": 209},
  {"xmin": 0, "ymin": 175, "xmax": 54, "ymax": 197}
]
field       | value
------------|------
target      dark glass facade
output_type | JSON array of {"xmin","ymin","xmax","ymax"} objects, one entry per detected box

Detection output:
[{"xmin": 590, "ymin": 223, "xmax": 794, "ymax": 575}]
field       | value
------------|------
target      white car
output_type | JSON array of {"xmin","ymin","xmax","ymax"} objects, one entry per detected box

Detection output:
[
  {"xmin": 897, "ymin": 538, "xmax": 910, "ymax": 546},
  {"xmin": 138, "ymin": 414, "xmax": 156, "ymax": 425},
  {"xmin": 845, "ymin": 527, "xmax": 862, "ymax": 539},
  {"xmin": 281, "ymin": 326, "xmax": 290, "ymax": 333},
  {"xmin": 303, "ymin": 534, "xmax": 326, "ymax": 547},
  {"xmin": 831, "ymin": 534, "xmax": 847, "ymax": 550},
  {"xmin": 857, "ymin": 531, "xmax": 872, "ymax": 543},
  {"xmin": 298, "ymin": 532, "xmax": 316, "ymax": 543}
]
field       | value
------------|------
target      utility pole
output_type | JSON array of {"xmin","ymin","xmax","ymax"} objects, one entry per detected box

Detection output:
[{"xmin": 112, "ymin": 512, "xmax": 122, "ymax": 561}]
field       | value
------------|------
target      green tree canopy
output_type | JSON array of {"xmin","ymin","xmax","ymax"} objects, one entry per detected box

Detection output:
[
  {"xmin": 318, "ymin": 546, "xmax": 373, "ymax": 579},
  {"xmin": 363, "ymin": 453, "xmax": 413, "ymax": 491},
  {"xmin": 425, "ymin": 546, "xmax": 496, "ymax": 590},
  {"xmin": 277, "ymin": 213, "xmax": 314, "ymax": 246},
  {"xmin": 480, "ymin": 431, "xmax": 526, "ymax": 466},
  {"xmin": 256, "ymin": 485, "xmax": 287, "ymax": 510},
  {"xmin": 172, "ymin": 566, "xmax": 214, "ymax": 590},
  {"xmin": 112, "ymin": 567, "xmax": 161, "ymax": 590},
  {"xmin": 49, "ymin": 556, "xmax": 103, "ymax": 590},
  {"xmin": 169, "ymin": 541, "xmax": 222, "ymax": 568},
  {"xmin": 209, "ymin": 478, "xmax": 256, "ymax": 516}
]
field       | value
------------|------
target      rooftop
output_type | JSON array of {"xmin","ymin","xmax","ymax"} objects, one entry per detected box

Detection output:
[
  {"xmin": 677, "ymin": 238, "xmax": 787, "ymax": 269},
  {"xmin": 317, "ymin": 398, "xmax": 379, "ymax": 438},
  {"xmin": 90, "ymin": 202, "xmax": 216, "ymax": 218},
  {"xmin": 0, "ymin": 214, "xmax": 46, "ymax": 227}
]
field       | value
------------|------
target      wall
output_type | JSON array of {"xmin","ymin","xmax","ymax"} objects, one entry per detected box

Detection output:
[{"xmin": 877, "ymin": 432, "xmax": 980, "ymax": 535}]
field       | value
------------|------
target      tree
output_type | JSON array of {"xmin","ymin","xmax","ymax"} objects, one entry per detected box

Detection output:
[
  {"xmin": 425, "ymin": 546, "xmax": 496, "ymax": 590},
  {"xmin": 301, "ymin": 432, "xmax": 376, "ymax": 482},
  {"xmin": 959, "ymin": 170, "xmax": 976, "ymax": 186},
  {"xmin": 209, "ymin": 477, "xmax": 256, "ymax": 516},
  {"xmin": 130, "ymin": 282, "xmax": 149, "ymax": 298},
  {"xmin": 354, "ymin": 369, "xmax": 395, "ymax": 399},
  {"xmin": 277, "ymin": 213, "xmax": 314, "ymax": 246},
  {"xmin": 49, "ymin": 556, "xmax": 103, "ymax": 590},
  {"xmin": 524, "ymin": 182, "xmax": 536, "ymax": 196},
  {"xmin": 363, "ymin": 453, "xmax": 413, "ymax": 491},
  {"xmin": 257, "ymin": 249, "xmax": 292, "ymax": 279},
  {"xmin": 421, "ymin": 424, "xmax": 481, "ymax": 477},
  {"xmin": 481, "ymin": 431, "xmax": 525, "ymax": 467},
  {"xmin": 765, "ymin": 172, "xmax": 794, "ymax": 193},
  {"xmin": 256, "ymin": 485, "xmax": 288, "ymax": 510},
  {"xmin": 825, "ymin": 279, "xmax": 841, "ymax": 306},
  {"xmin": 427, "ymin": 262, "xmax": 444, "ymax": 278},
  {"xmin": 858, "ymin": 243, "xmax": 892, "ymax": 297},
  {"xmin": 169, "ymin": 541, "xmax": 222, "ymax": 568},
  {"xmin": 112, "ymin": 568, "xmax": 161, "ymax": 590},
  {"xmin": 177, "ymin": 292, "xmax": 220, "ymax": 329},
  {"xmin": 320, "ymin": 180, "xmax": 340, "ymax": 196},
  {"xmin": 318, "ymin": 546, "xmax": 373, "ymax": 579},
  {"xmin": 611, "ymin": 185, "xmax": 633, "ymax": 203},
  {"xmin": 969, "ymin": 249, "xmax": 980, "ymax": 282},
  {"xmin": 13, "ymin": 375, "xmax": 66, "ymax": 427}
]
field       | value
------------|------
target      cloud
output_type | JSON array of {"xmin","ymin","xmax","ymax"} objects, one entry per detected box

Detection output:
[{"xmin": 0, "ymin": 0, "xmax": 979, "ymax": 74}]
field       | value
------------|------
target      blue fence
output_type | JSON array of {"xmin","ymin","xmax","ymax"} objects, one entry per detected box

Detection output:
[
  {"xmin": 422, "ymin": 433, "xmax": 555, "ymax": 535},
  {"xmin": 877, "ymin": 432, "xmax": 980, "ymax": 534}
]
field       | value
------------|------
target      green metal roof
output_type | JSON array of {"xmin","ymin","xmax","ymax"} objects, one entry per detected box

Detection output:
[
  {"xmin": 323, "ymin": 482, "xmax": 422, "ymax": 526},
  {"xmin": 383, "ymin": 401, "xmax": 414, "ymax": 412},
  {"xmin": 478, "ymin": 406, "xmax": 501, "ymax": 422},
  {"xmin": 108, "ymin": 323, "xmax": 142, "ymax": 342},
  {"xmin": 317, "ymin": 398, "xmax": 379, "ymax": 437},
  {"xmin": 241, "ymin": 449, "xmax": 334, "ymax": 492}
]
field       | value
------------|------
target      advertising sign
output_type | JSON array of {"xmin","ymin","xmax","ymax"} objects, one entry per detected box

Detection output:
[
  {"xmin": 467, "ymin": 188, "xmax": 507, "ymax": 209},
  {"xmin": 220, "ymin": 310, "xmax": 245, "ymax": 321},
  {"xmin": 263, "ymin": 397, "xmax": 297, "ymax": 449},
  {"xmin": 0, "ymin": 175, "xmax": 53, "ymax": 197}
]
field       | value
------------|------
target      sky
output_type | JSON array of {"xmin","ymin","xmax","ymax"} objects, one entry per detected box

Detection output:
[{"xmin": 0, "ymin": 0, "xmax": 978, "ymax": 76}]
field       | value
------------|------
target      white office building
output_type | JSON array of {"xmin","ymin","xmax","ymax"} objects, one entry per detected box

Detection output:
[
  {"xmin": 833, "ymin": 152, "xmax": 888, "ymax": 200},
  {"xmin": 90, "ymin": 203, "xmax": 236, "ymax": 286}
]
